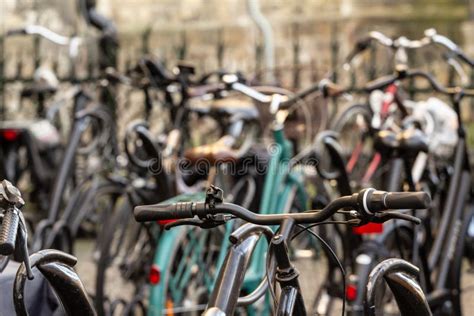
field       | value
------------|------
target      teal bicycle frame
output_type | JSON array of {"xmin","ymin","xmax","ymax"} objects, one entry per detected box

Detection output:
[
  {"xmin": 147, "ymin": 123, "xmax": 308, "ymax": 315},
  {"xmin": 241, "ymin": 123, "xmax": 307, "ymax": 315}
]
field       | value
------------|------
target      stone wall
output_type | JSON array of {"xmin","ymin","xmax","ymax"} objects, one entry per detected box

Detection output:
[
  {"xmin": 2, "ymin": 0, "xmax": 471, "ymax": 81},
  {"xmin": 2, "ymin": 1, "xmax": 474, "ymax": 112}
]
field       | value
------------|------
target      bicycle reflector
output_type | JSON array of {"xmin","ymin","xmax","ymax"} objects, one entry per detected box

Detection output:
[
  {"xmin": 157, "ymin": 219, "xmax": 177, "ymax": 226},
  {"xmin": 1, "ymin": 129, "xmax": 20, "ymax": 141},
  {"xmin": 149, "ymin": 264, "xmax": 161, "ymax": 285},
  {"xmin": 346, "ymin": 284, "xmax": 358, "ymax": 301},
  {"xmin": 353, "ymin": 223, "xmax": 383, "ymax": 234}
]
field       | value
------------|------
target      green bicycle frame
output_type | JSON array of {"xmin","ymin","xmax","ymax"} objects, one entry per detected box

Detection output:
[
  {"xmin": 147, "ymin": 124, "xmax": 308, "ymax": 315},
  {"xmin": 241, "ymin": 124, "xmax": 307, "ymax": 315}
]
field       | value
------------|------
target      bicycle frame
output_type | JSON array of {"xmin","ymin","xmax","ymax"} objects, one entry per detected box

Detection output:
[
  {"xmin": 348, "ymin": 88, "xmax": 473, "ymax": 315},
  {"xmin": 241, "ymin": 124, "xmax": 307, "ymax": 308},
  {"xmin": 205, "ymin": 218, "xmax": 307, "ymax": 316},
  {"xmin": 31, "ymin": 93, "xmax": 116, "ymax": 251},
  {"xmin": 147, "ymin": 120, "xmax": 308, "ymax": 315}
]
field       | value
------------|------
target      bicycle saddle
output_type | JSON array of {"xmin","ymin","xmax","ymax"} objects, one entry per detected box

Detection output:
[
  {"xmin": 190, "ymin": 98, "xmax": 259, "ymax": 122},
  {"xmin": 20, "ymin": 85, "xmax": 57, "ymax": 98},
  {"xmin": 0, "ymin": 121, "xmax": 61, "ymax": 150},
  {"xmin": 211, "ymin": 98, "xmax": 259, "ymax": 121},
  {"xmin": 375, "ymin": 128, "xmax": 429, "ymax": 156},
  {"xmin": 184, "ymin": 135, "xmax": 241, "ymax": 165},
  {"xmin": 138, "ymin": 57, "xmax": 174, "ymax": 85}
]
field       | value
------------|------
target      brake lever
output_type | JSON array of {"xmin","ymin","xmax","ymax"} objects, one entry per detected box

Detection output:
[
  {"xmin": 370, "ymin": 211, "xmax": 421, "ymax": 225},
  {"xmin": 14, "ymin": 213, "xmax": 33, "ymax": 280},
  {"xmin": 164, "ymin": 214, "xmax": 232, "ymax": 230}
]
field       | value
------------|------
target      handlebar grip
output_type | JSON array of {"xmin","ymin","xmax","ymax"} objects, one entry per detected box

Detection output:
[
  {"xmin": 6, "ymin": 29, "xmax": 27, "ymax": 36},
  {"xmin": 0, "ymin": 209, "xmax": 19, "ymax": 255},
  {"xmin": 383, "ymin": 192, "xmax": 430, "ymax": 210},
  {"xmin": 456, "ymin": 51, "xmax": 474, "ymax": 68},
  {"xmin": 346, "ymin": 36, "xmax": 372, "ymax": 63},
  {"xmin": 134, "ymin": 202, "xmax": 196, "ymax": 222}
]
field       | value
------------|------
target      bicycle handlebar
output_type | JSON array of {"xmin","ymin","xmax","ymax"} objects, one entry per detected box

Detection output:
[
  {"xmin": 7, "ymin": 25, "xmax": 78, "ymax": 46},
  {"xmin": 425, "ymin": 29, "xmax": 474, "ymax": 68},
  {"xmin": 361, "ymin": 189, "xmax": 430, "ymax": 213},
  {"xmin": 6, "ymin": 25, "xmax": 82, "ymax": 58},
  {"xmin": 134, "ymin": 189, "xmax": 430, "ymax": 225},
  {"xmin": 316, "ymin": 66, "xmax": 474, "ymax": 98},
  {"xmin": 364, "ymin": 68, "xmax": 474, "ymax": 97},
  {"xmin": 346, "ymin": 29, "xmax": 474, "ymax": 70}
]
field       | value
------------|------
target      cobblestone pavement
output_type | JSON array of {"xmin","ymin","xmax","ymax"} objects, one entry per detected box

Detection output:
[{"xmin": 76, "ymin": 238, "xmax": 474, "ymax": 314}]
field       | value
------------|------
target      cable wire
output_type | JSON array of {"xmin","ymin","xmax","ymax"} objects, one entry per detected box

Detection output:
[{"xmin": 264, "ymin": 221, "xmax": 349, "ymax": 315}]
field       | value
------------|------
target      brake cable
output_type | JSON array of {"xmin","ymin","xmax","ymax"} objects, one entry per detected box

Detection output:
[
  {"xmin": 294, "ymin": 222, "xmax": 348, "ymax": 316},
  {"xmin": 263, "ymin": 220, "xmax": 349, "ymax": 315}
]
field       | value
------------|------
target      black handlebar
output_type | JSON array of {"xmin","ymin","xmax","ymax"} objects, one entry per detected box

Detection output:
[
  {"xmin": 364, "ymin": 68, "xmax": 474, "ymax": 97},
  {"xmin": 134, "ymin": 189, "xmax": 430, "ymax": 226},
  {"xmin": 135, "ymin": 202, "xmax": 204, "ymax": 222},
  {"xmin": 0, "ymin": 180, "xmax": 32, "ymax": 279},
  {"xmin": 345, "ymin": 36, "xmax": 373, "ymax": 64},
  {"xmin": 357, "ymin": 189, "xmax": 430, "ymax": 214},
  {"xmin": 6, "ymin": 28, "xmax": 27, "ymax": 36},
  {"xmin": 0, "ymin": 208, "xmax": 19, "ymax": 255},
  {"xmin": 457, "ymin": 50, "xmax": 474, "ymax": 68},
  {"xmin": 384, "ymin": 192, "xmax": 431, "ymax": 210}
]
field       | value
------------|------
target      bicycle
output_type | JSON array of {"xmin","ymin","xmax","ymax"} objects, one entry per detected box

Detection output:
[
  {"xmin": 133, "ymin": 185, "xmax": 430, "ymax": 315},
  {"xmin": 0, "ymin": 179, "xmax": 96, "ymax": 315},
  {"xmin": 310, "ymin": 31, "xmax": 474, "ymax": 315}
]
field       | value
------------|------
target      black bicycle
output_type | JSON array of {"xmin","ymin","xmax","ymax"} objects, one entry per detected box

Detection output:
[{"xmin": 133, "ymin": 185, "xmax": 430, "ymax": 315}]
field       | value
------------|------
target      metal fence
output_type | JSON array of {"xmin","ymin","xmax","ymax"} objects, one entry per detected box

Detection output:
[{"xmin": 1, "ymin": 20, "xmax": 474, "ymax": 118}]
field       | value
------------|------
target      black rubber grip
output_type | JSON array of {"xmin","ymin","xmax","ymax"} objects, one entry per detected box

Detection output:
[
  {"xmin": 6, "ymin": 29, "xmax": 27, "ymax": 36},
  {"xmin": 384, "ymin": 192, "xmax": 430, "ymax": 210},
  {"xmin": 457, "ymin": 51, "xmax": 474, "ymax": 68},
  {"xmin": 0, "ymin": 209, "xmax": 19, "ymax": 255},
  {"xmin": 134, "ymin": 202, "xmax": 195, "ymax": 222},
  {"xmin": 346, "ymin": 36, "xmax": 372, "ymax": 63}
]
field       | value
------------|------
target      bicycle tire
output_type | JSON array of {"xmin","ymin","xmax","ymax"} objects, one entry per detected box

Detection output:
[
  {"xmin": 95, "ymin": 195, "xmax": 152, "ymax": 316},
  {"xmin": 149, "ymin": 225, "xmax": 229, "ymax": 316},
  {"xmin": 448, "ymin": 204, "xmax": 474, "ymax": 316},
  {"xmin": 330, "ymin": 103, "xmax": 373, "ymax": 187}
]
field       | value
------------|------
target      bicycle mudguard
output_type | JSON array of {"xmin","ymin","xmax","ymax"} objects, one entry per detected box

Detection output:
[
  {"xmin": 365, "ymin": 259, "xmax": 431, "ymax": 316},
  {"xmin": 36, "ymin": 262, "xmax": 95, "ymax": 316},
  {"xmin": 13, "ymin": 250, "xmax": 93, "ymax": 316},
  {"xmin": 0, "ymin": 261, "xmax": 61, "ymax": 316},
  {"xmin": 148, "ymin": 226, "xmax": 184, "ymax": 316},
  {"xmin": 384, "ymin": 272, "xmax": 432, "ymax": 316}
]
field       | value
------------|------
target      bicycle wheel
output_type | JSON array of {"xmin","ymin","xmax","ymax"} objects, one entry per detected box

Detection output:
[
  {"xmin": 450, "ymin": 205, "xmax": 474, "ymax": 316},
  {"xmin": 95, "ymin": 195, "xmax": 154, "ymax": 316},
  {"xmin": 149, "ymin": 224, "xmax": 231, "ymax": 316},
  {"xmin": 330, "ymin": 103, "xmax": 373, "ymax": 187}
]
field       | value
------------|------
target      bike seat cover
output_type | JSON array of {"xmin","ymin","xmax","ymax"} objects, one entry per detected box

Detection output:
[{"xmin": 184, "ymin": 135, "xmax": 240, "ymax": 165}]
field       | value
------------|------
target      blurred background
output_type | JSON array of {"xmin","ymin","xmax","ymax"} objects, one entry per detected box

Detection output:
[
  {"xmin": 2, "ymin": 0, "xmax": 474, "ymax": 130},
  {"xmin": 2, "ymin": 2, "xmax": 474, "ymax": 313}
]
